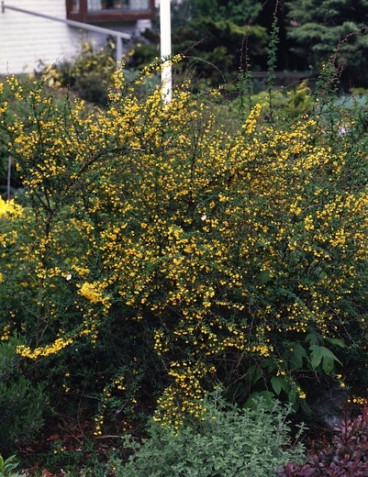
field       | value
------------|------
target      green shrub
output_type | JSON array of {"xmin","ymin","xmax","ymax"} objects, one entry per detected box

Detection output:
[
  {"xmin": 118, "ymin": 395, "xmax": 306, "ymax": 477},
  {"xmin": 0, "ymin": 339, "xmax": 48, "ymax": 456},
  {"xmin": 41, "ymin": 41, "xmax": 116, "ymax": 106}
]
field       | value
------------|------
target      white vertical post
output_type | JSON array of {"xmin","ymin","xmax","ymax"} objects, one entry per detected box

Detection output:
[
  {"xmin": 160, "ymin": 0, "xmax": 172, "ymax": 103},
  {"xmin": 116, "ymin": 35, "xmax": 123, "ymax": 65}
]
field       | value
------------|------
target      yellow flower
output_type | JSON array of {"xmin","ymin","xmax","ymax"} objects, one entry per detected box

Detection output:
[
  {"xmin": 0, "ymin": 197, "xmax": 23, "ymax": 218},
  {"xmin": 79, "ymin": 282, "xmax": 105, "ymax": 304}
]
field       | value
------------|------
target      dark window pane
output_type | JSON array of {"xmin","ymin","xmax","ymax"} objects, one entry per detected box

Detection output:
[
  {"xmin": 71, "ymin": 0, "xmax": 80, "ymax": 12},
  {"xmin": 88, "ymin": 0, "xmax": 149, "ymax": 11}
]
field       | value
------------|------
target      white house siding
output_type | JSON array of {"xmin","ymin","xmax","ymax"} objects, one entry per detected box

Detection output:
[{"xmin": 0, "ymin": 0, "xmax": 141, "ymax": 74}]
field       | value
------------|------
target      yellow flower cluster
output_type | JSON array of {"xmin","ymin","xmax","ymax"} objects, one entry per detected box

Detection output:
[
  {"xmin": 0, "ymin": 324, "xmax": 11, "ymax": 341},
  {"xmin": 17, "ymin": 337, "xmax": 74, "ymax": 359},
  {"xmin": 242, "ymin": 103, "xmax": 262, "ymax": 134},
  {"xmin": 0, "ymin": 197, "xmax": 23, "ymax": 218},
  {"xmin": 79, "ymin": 282, "xmax": 108, "ymax": 305},
  {"xmin": 154, "ymin": 361, "xmax": 213, "ymax": 429}
]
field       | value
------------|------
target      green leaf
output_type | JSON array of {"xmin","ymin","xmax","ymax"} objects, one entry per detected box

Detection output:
[
  {"xmin": 247, "ymin": 364, "xmax": 263, "ymax": 386},
  {"xmin": 258, "ymin": 270, "xmax": 271, "ymax": 284},
  {"xmin": 325, "ymin": 337, "xmax": 346, "ymax": 349},
  {"xmin": 289, "ymin": 343, "xmax": 307, "ymax": 370},
  {"xmin": 299, "ymin": 397, "xmax": 312, "ymax": 417},
  {"xmin": 309, "ymin": 345, "xmax": 342, "ymax": 373},
  {"xmin": 260, "ymin": 358, "xmax": 278, "ymax": 373},
  {"xmin": 270, "ymin": 376, "xmax": 290, "ymax": 396},
  {"xmin": 0, "ymin": 455, "xmax": 19, "ymax": 475},
  {"xmin": 278, "ymin": 288, "xmax": 291, "ymax": 297},
  {"xmin": 245, "ymin": 390, "xmax": 275, "ymax": 408},
  {"xmin": 309, "ymin": 345, "xmax": 322, "ymax": 369},
  {"xmin": 271, "ymin": 376, "xmax": 282, "ymax": 395},
  {"xmin": 288, "ymin": 389, "xmax": 300, "ymax": 410},
  {"xmin": 305, "ymin": 332, "xmax": 320, "ymax": 346}
]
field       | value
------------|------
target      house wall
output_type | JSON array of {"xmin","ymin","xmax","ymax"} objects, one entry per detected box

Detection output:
[{"xmin": 0, "ymin": 0, "xmax": 144, "ymax": 74}]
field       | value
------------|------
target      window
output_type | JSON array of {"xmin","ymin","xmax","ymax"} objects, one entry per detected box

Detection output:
[{"xmin": 66, "ymin": 0, "xmax": 155, "ymax": 22}]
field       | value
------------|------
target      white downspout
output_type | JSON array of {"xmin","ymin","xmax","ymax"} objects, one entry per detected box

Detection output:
[{"xmin": 160, "ymin": 0, "xmax": 172, "ymax": 103}]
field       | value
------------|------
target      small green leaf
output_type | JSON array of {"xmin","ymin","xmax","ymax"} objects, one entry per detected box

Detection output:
[
  {"xmin": 278, "ymin": 288, "xmax": 290, "ymax": 297},
  {"xmin": 322, "ymin": 356, "xmax": 335, "ymax": 374},
  {"xmin": 270, "ymin": 376, "xmax": 290, "ymax": 396},
  {"xmin": 310, "ymin": 344, "xmax": 323, "ymax": 369},
  {"xmin": 305, "ymin": 332, "xmax": 320, "ymax": 346},
  {"xmin": 310, "ymin": 345, "xmax": 342, "ymax": 373},
  {"xmin": 260, "ymin": 358, "xmax": 277, "ymax": 373},
  {"xmin": 258, "ymin": 270, "xmax": 271, "ymax": 284},
  {"xmin": 271, "ymin": 376, "xmax": 282, "ymax": 395},
  {"xmin": 325, "ymin": 337, "xmax": 346, "ymax": 349},
  {"xmin": 290, "ymin": 343, "xmax": 307, "ymax": 370},
  {"xmin": 247, "ymin": 364, "xmax": 263, "ymax": 386},
  {"xmin": 245, "ymin": 390, "xmax": 275, "ymax": 408}
]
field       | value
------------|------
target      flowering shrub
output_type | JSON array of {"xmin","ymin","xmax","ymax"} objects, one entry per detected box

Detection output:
[{"xmin": 0, "ymin": 69, "xmax": 367, "ymax": 437}]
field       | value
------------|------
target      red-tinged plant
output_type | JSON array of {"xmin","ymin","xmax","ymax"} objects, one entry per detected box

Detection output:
[{"xmin": 278, "ymin": 407, "xmax": 368, "ymax": 476}]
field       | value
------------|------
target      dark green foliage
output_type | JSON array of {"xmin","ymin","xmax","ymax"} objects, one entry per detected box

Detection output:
[
  {"xmin": 0, "ymin": 340, "xmax": 48, "ymax": 456},
  {"xmin": 172, "ymin": 0, "xmax": 263, "ymax": 25},
  {"xmin": 130, "ymin": 1, "xmax": 268, "ymax": 87},
  {"xmin": 130, "ymin": 0, "xmax": 368, "ymax": 89},
  {"xmin": 172, "ymin": 19, "xmax": 267, "ymax": 87},
  {"xmin": 285, "ymin": 0, "xmax": 368, "ymax": 88}
]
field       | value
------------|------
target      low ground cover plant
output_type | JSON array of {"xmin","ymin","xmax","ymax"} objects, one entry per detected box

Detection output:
[
  {"xmin": 118, "ymin": 395, "xmax": 305, "ymax": 477},
  {"xmin": 0, "ymin": 59, "xmax": 367, "ymax": 470}
]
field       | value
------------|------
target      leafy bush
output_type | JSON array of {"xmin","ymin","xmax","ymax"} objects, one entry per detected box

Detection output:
[
  {"xmin": 278, "ymin": 407, "xmax": 368, "ymax": 476},
  {"xmin": 119, "ymin": 395, "xmax": 306, "ymax": 477},
  {"xmin": 41, "ymin": 41, "xmax": 116, "ymax": 106},
  {"xmin": 0, "ymin": 339, "xmax": 48, "ymax": 456},
  {"xmin": 0, "ymin": 66, "xmax": 367, "ymax": 435}
]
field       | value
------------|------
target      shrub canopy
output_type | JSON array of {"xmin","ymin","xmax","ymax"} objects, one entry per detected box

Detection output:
[{"xmin": 0, "ymin": 70, "xmax": 368, "ymax": 434}]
